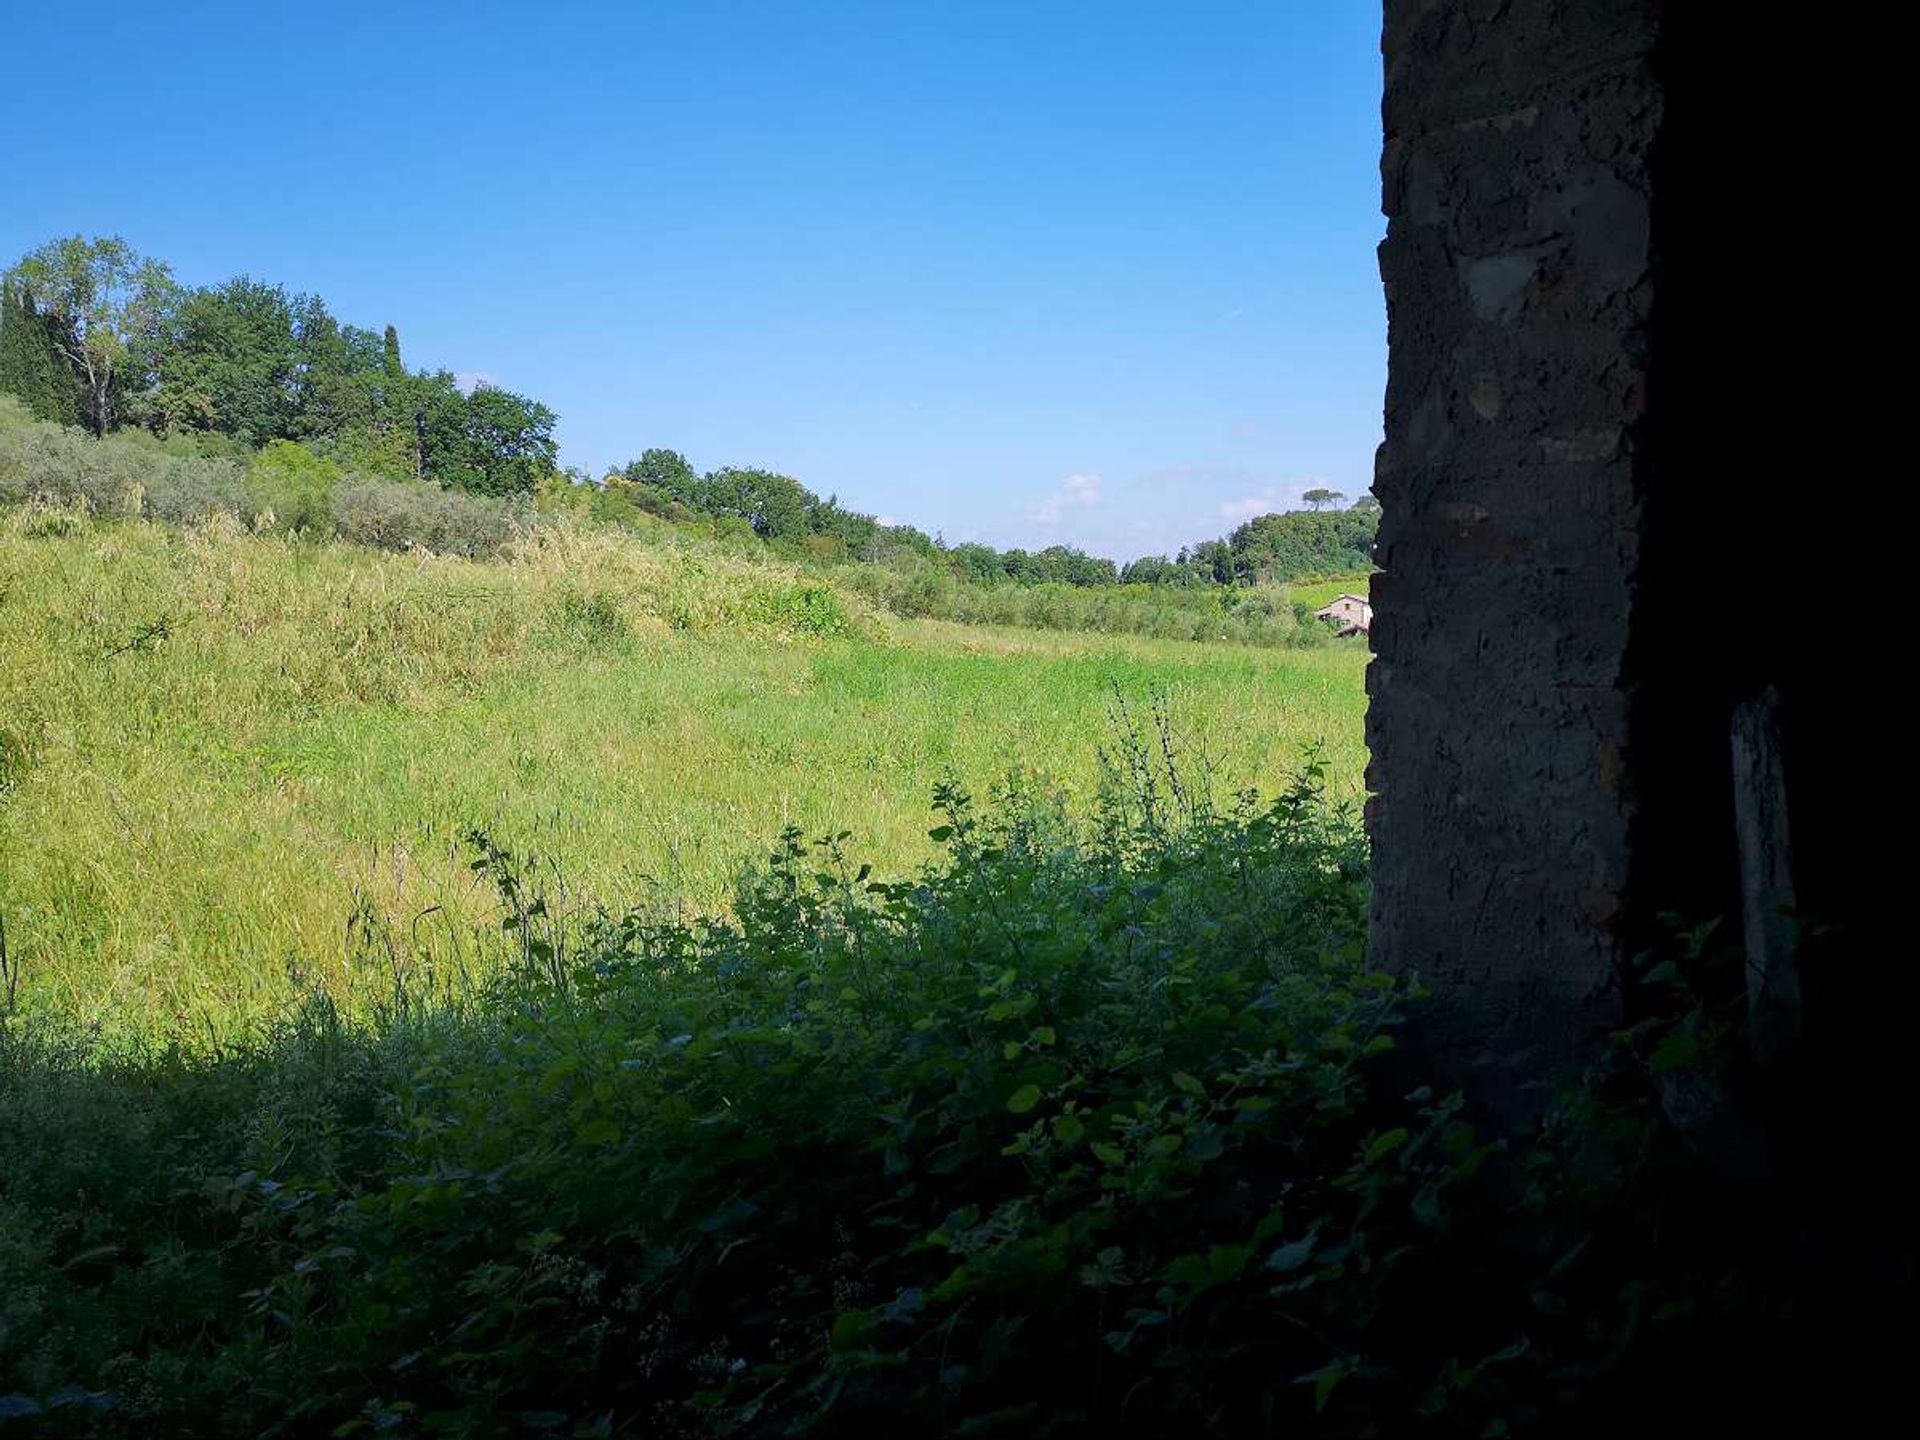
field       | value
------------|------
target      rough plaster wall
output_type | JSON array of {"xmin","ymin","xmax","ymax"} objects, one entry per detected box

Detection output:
[{"xmin": 1369, "ymin": 0, "xmax": 1663, "ymax": 1085}]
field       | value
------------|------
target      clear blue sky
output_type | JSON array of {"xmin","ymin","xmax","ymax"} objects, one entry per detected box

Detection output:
[{"xmin": 1, "ymin": 1, "xmax": 1384, "ymax": 561}]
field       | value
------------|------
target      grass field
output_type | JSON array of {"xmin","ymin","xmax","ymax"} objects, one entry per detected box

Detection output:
[
  {"xmin": 0, "ymin": 514, "xmax": 1367, "ymax": 1035},
  {"xmin": 1289, "ymin": 575, "xmax": 1375, "ymax": 609}
]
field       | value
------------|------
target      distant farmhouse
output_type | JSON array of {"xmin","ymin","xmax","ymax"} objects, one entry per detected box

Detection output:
[{"xmin": 1313, "ymin": 593, "xmax": 1373, "ymax": 636}]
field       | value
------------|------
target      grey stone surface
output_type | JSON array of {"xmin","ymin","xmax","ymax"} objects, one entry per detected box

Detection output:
[{"xmin": 1370, "ymin": 0, "xmax": 1664, "ymax": 1091}]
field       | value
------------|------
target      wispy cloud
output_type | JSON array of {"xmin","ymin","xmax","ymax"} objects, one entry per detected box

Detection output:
[
  {"xmin": 1217, "ymin": 477, "xmax": 1328, "ymax": 522},
  {"xmin": 1218, "ymin": 493, "xmax": 1279, "ymax": 522},
  {"xmin": 1026, "ymin": 472, "xmax": 1103, "ymax": 525}
]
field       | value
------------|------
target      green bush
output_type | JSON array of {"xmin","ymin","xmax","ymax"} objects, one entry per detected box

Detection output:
[
  {"xmin": 834, "ymin": 563, "xmax": 1329, "ymax": 649},
  {"xmin": 0, "ymin": 731, "xmax": 1779, "ymax": 1437},
  {"xmin": 247, "ymin": 439, "xmax": 343, "ymax": 534},
  {"xmin": 745, "ymin": 580, "xmax": 852, "ymax": 637},
  {"xmin": 0, "ymin": 417, "xmax": 254, "ymax": 524},
  {"xmin": 332, "ymin": 475, "xmax": 521, "ymax": 558}
]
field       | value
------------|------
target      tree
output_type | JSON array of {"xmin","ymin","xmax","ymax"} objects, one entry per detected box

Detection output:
[
  {"xmin": 1188, "ymin": 539, "xmax": 1233, "ymax": 585},
  {"xmin": 420, "ymin": 378, "xmax": 558, "ymax": 496},
  {"xmin": 1225, "ymin": 509, "xmax": 1377, "ymax": 583},
  {"xmin": 149, "ymin": 277, "xmax": 300, "ymax": 443},
  {"xmin": 1120, "ymin": 553, "xmax": 1211, "ymax": 588},
  {"xmin": 948, "ymin": 543, "xmax": 1005, "ymax": 584},
  {"xmin": 1033, "ymin": 544, "xmax": 1117, "ymax": 586},
  {"xmin": 1301, "ymin": 487, "xmax": 1346, "ymax": 512},
  {"xmin": 290, "ymin": 298, "xmax": 383, "ymax": 444},
  {"xmin": 6, "ymin": 236, "xmax": 176, "ymax": 435},
  {"xmin": 1349, "ymin": 494, "xmax": 1382, "ymax": 513},
  {"xmin": 462, "ymin": 384, "xmax": 558, "ymax": 496},
  {"xmin": 382, "ymin": 325, "xmax": 405, "ymax": 388},
  {"xmin": 700, "ymin": 467, "xmax": 812, "ymax": 541},
  {"xmin": 623, "ymin": 448, "xmax": 699, "ymax": 503},
  {"xmin": 0, "ymin": 276, "xmax": 77, "ymax": 423}
]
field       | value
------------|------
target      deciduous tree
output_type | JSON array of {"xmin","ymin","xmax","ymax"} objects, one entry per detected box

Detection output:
[{"xmin": 6, "ymin": 236, "xmax": 176, "ymax": 435}]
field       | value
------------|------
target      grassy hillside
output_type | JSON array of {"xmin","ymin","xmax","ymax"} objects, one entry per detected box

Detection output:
[
  {"xmin": 0, "ymin": 513, "xmax": 1367, "ymax": 1035},
  {"xmin": 1288, "ymin": 576, "xmax": 1375, "ymax": 610}
]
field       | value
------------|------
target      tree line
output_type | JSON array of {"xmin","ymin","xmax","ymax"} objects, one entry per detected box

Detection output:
[
  {"xmin": 3, "ymin": 233, "xmax": 1376, "ymax": 586},
  {"xmin": 598, "ymin": 449, "xmax": 1377, "ymax": 587},
  {"xmin": 0, "ymin": 236, "xmax": 556, "ymax": 496}
]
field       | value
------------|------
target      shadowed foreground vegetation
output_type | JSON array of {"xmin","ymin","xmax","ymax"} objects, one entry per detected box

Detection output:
[
  {"xmin": 0, "ymin": 401, "xmax": 1831, "ymax": 1436},
  {"xmin": 0, "ymin": 745, "xmax": 1797, "ymax": 1437}
]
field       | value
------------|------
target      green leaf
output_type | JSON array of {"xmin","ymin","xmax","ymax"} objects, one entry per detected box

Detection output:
[
  {"xmin": 930, "ymin": 1264, "xmax": 972, "ymax": 1302},
  {"xmin": 575, "ymin": 1116, "xmax": 621, "ymax": 1147},
  {"xmin": 1007, "ymin": 1084, "xmax": 1043, "ymax": 1114},
  {"xmin": 1172, "ymin": 1071, "xmax": 1205, "ymax": 1096},
  {"xmin": 830, "ymin": 1309, "xmax": 874, "ymax": 1353},
  {"xmin": 1053, "ymin": 1114, "xmax": 1085, "ymax": 1144},
  {"xmin": 1163, "ymin": 1253, "xmax": 1211, "ymax": 1288},
  {"xmin": 1252, "ymin": 1207, "xmax": 1289, "ymax": 1245},
  {"xmin": 1002, "ymin": 1041, "xmax": 1024, "ymax": 1061},
  {"xmin": 1364, "ymin": 1127, "xmax": 1410, "ymax": 1162},
  {"xmin": 1028, "ymin": 1025, "xmax": 1057, "ymax": 1047},
  {"xmin": 1208, "ymin": 1244, "xmax": 1253, "ymax": 1279},
  {"xmin": 1091, "ymin": 1142, "xmax": 1126, "ymax": 1166}
]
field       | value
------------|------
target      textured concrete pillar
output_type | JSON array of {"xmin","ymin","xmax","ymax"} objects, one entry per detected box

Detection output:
[{"xmin": 1368, "ymin": 1, "xmax": 1666, "ymax": 1084}]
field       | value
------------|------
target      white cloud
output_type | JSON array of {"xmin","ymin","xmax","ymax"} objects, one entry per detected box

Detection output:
[
  {"xmin": 1218, "ymin": 493, "xmax": 1279, "ymax": 522},
  {"xmin": 1217, "ymin": 477, "xmax": 1329, "ymax": 522},
  {"xmin": 1026, "ymin": 472, "xmax": 1103, "ymax": 525},
  {"xmin": 1063, "ymin": 472, "xmax": 1101, "ymax": 505}
]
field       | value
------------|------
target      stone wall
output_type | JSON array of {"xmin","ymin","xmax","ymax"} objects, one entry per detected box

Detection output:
[{"xmin": 1369, "ymin": 0, "xmax": 1666, "ymax": 1089}]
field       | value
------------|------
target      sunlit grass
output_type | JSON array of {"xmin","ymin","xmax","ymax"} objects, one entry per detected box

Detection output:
[{"xmin": 0, "ymin": 516, "xmax": 1368, "ymax": 1035}]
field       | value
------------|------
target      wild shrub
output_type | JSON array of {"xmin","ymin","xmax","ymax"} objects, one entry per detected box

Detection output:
[
  {"xmin": 744, "ymin": 581, "xmax": 851, "ymax": 637},
  {"xmin": 247, "ymin": 439, "xmax": 342, "ymax": 534},
  {"xmin": 835, "ymin": 563, "xmax": 1329, "ymax": 649},
  {"xmin": 0, "ymin": 418, "xmax": 251, "ymax": 523},
  {"xmin": 332, "ymin": 475, "xmax": 520, "ymax": 558},
  {"xmin": 0, "ymin": 731, "xmax": 1773, "ymax": 1437}
]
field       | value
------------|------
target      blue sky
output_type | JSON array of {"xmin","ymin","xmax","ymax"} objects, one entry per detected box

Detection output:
[{"xmin": 1, "ymin": 1, "xmax": 1384, "ymax": 560}]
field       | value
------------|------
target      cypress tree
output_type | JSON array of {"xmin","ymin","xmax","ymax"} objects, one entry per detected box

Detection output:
[
  {"xmin": 379, "ymin": 324, "xmax": 426, "ymax": 476},
  {"xmin": 382, "ymin": 325, "xmax": 404, "ymax": 386},
  {"xmin": 0, "ymin": 277, "xmax": 76, "ymax": 423}
]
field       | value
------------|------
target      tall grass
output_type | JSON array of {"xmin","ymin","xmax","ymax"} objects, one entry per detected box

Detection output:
[
  {"xmin": 0, "ymin": 516, "xmax": 1366, "ymax": 1035},
  {"xmin": 834, "ymin": 563, "xmax": 1333, "ymax": 647},
  {"xmin": 1, "ymin": 406, "xmax": 1366, "ymax": 650}
]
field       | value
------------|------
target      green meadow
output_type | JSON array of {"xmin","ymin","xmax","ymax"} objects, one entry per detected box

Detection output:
[{"xmin": 0, "ymin": 514, "xmax": 1367, "ymax": 1034}]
